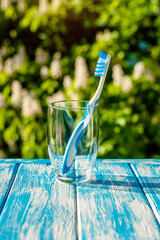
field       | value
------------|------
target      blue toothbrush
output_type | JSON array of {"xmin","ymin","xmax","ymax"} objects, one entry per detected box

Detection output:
[{"xmin": 62, "ymin": 51, "xmax": 111, "ymax": 174}]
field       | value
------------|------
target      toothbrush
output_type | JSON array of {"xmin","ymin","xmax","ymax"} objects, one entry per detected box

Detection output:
[{"xmin": 62, "ymin": 51, "xmax": 111, "ymax": 174}]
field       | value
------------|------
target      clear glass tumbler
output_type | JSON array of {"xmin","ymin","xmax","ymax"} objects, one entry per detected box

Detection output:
[{"xmin": 47, "ymin": 100, "xmax": 99, "ymax": 184}]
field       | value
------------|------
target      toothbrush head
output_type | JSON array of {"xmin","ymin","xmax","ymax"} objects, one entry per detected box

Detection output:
[{"xmin": 94, "ymin": 51, "xmax": 111, "ymax": 77}]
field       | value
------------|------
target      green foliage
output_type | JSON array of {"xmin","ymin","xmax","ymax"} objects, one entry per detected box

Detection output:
[{"xmin": 0, "ymin": 0, "xmax": 160, "ymax": 159}]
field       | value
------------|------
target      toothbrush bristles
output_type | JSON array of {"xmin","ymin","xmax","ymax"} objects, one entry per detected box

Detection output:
[{"xmin": 94, "ymin": 51, "xmax": 109, "ymax": 77}]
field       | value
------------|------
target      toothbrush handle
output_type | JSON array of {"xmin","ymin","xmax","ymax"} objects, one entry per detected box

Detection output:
[
  {"xmin": 62, "ymin": 52, "xmax": 111, "ymax": 175},
  {"xmin": 62, "ymin": 102, "xmax": 95, "ymax": 174}
]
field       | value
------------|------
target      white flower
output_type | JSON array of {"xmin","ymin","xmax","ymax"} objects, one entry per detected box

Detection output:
[
  {"xmin": 74, "ymin": 56, "xmax": 88, "ymax": 90},
  {"xmin": 4, "ymin": 58, "xmax": 14, "ymax": 75},
  {"xmin": 40, "ymin": 65, "xmax": 49, "ymax": 79},
  {"xmin": 96, "ymin": 29, "xmax": 112, "ymax": 42},
  {"xmin": 1, "ymin": 0, "xmax": 10, "ymax": 10},
  {"xmin": 112, "ymin": 64, "xmax": 124, "ymax": 86},
  {"xmin": 69, "ymin": 92, "xmax": 79, "ymax": 108},
  {"xmin": 103, "ymin": 29, "xmax": 112, "ymax": 41},
  {"xmin": 63, "ymin": 75, "xmax": 72, "ymax": 89},
  {"xmin": 39, "ymin": 0, "xmax": 48, "ymax": 13},
  {"xmin": 35, "ymin": 48, "xmax": 49, "ymax": 65},
  {"xmin": 96, "ymin": 32, "xmax": 103, "ymax": 41},
  {"xmin": 13, "ymin": 45, "xmax": 27, "ymax": 70},
  {"xmin": 12, "ymin": 80, "xmax": 23, "ymax": 108},
  {"xmin": 0, "ymin": 46, "xmax": 8, "ymax": 57},
  {"xmin": 22, "ymin": 91, "xmax": 42, "ymax": 118},
  {"xmin": 133, "ymin": 62, "xmax": 145, "ymax": 80},
  {"xmin": 50, "ymin": 52, "xmax": 62, "ymax": 79},
  {"xmin": 0, "ymin": 94, "xmax": 6, "ymax": 108},
  {"xmin": 17, "ymin": 0, "xmax": 25, "ymax": 11},
  {"xmin": 121, "ymin": 76, "xmax": 132, "ymax": 93},
  {"xmin": 52, "ymin": 0, "xmax": 61, "ymax": 11},
  {"xmin": 112, "ymin": 64, "xmax": 132, "ymax": 92},
  {"xmin": 47, "ymin": 91, "xmax": 65, "ymax": 104},
  {"xmin": 145, "ymin": 70, "xmax": 154, "ymax": 82}
]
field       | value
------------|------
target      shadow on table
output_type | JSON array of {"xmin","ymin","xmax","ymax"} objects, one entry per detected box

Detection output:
[
  {"xmin": 138, "ymin": 177, "xmax": 160, "ymax": 194},
  {"xmin": 79, "ymin": 175, "xmax": 160, "ymax": 194}
]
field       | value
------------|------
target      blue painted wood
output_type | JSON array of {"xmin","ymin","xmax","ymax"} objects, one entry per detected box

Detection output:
[
  {"xmin": 102, "ymin": 159, "xmax": 160, "ymax": 164},
  {"xmin": 1, "ymin": 158, "xmax": 160, "ymax": 164},
  {"xmin": 77, "ymin": 162, "xmax": 160, "ymax": 240},
  {"xmin": 0, "ymin": 158, "xmax": 51, "ymax": 164},
  {"xmin": 131, "ymin": 164, "xmax": 160, "ymax": 226},
  {"xmin": 0, "ymin": 164, "xmax": 18, "ymax": 214},
  {"xmin": 0, "ymin": 164, "xmax": 77, "ymax": 240},
  {"xmin": 1, "ymin": 160, "xmax": 160, "ymax": 240},
  {"xmin": 0, "ymin": 158, "xmax": 160, "ymax": 165}
]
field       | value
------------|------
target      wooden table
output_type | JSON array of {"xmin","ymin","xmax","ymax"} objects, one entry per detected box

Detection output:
[{"xmin": 0, "ymin": 159, "xmax": 160, "ymax": 240}]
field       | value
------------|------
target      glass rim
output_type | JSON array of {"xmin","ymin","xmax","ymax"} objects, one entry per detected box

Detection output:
[{"xmin": 48, "ymin": 100, "xmax": 98, "ymax": 110}]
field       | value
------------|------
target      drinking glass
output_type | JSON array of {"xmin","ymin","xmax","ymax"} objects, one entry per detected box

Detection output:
[{"xmin": 47, "ymin": 100, "xmax": 99, "ymax": 184}]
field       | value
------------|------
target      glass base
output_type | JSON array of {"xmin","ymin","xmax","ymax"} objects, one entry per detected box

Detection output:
[{"xmin": 56, "ymin": 172, "xmax": 92, "ymax": 185}]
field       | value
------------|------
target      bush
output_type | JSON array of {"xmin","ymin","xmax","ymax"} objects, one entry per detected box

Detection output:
[{"xmin": 0, "ymin": 0, "xmax": 160, "ymax": 159}]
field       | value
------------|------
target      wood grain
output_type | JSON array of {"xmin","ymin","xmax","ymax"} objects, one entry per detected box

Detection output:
[
  {"xmin": 102, "ymin": 159, "xmax": 160, "ymax": 164},
  {"xmin": 131, "ymin": 164, "xmax": 160, "ymax": 226},
  {"xmin": 0, "ymin": 164, "xmax": 77, "ymax": 240},
  {"xmin": 77, "ymin": 162, "xmax": 160, "ymax": 240},
  {"xmin": 0, "ymin": 159, "xmax": 50, "ymax": 164},
  {"xmin": 0, "ymin": 164, "xmax": 18, "ymax": 214},
  {"xmin": 1, "ymin": 158, "xmax": 160, "ymax": 164}
]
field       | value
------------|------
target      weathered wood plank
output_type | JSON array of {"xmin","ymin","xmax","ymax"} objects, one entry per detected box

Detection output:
[
  {"xmin": 77, "ymin": 162, "xmax": 160, "ymax": 240},
  {"xmin": 131, "ymin": 164, "xmax": 160, "ymax": 226},
  {"xmin": 0, "ymin": 164, "xmax": 76, "ymax": 240},
  {"xmin": 1, "ymin": 158, "xmax": 160, "ymax": 164},
  {"xmin": 0, "ymin": 159, "xmax": 50, "ymax": 164},
  {"xmin": 0, "ymin": 164, "xmax": 18, "ymax": 214},
  {"xmin": 102, "ymin": 159, "xmax": 160, "ymax": 164}
]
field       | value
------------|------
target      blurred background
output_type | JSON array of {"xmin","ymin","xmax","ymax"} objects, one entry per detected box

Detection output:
[{"xmin": 0, "ymin": 0, "xmax": 160, "ymax": 159}]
